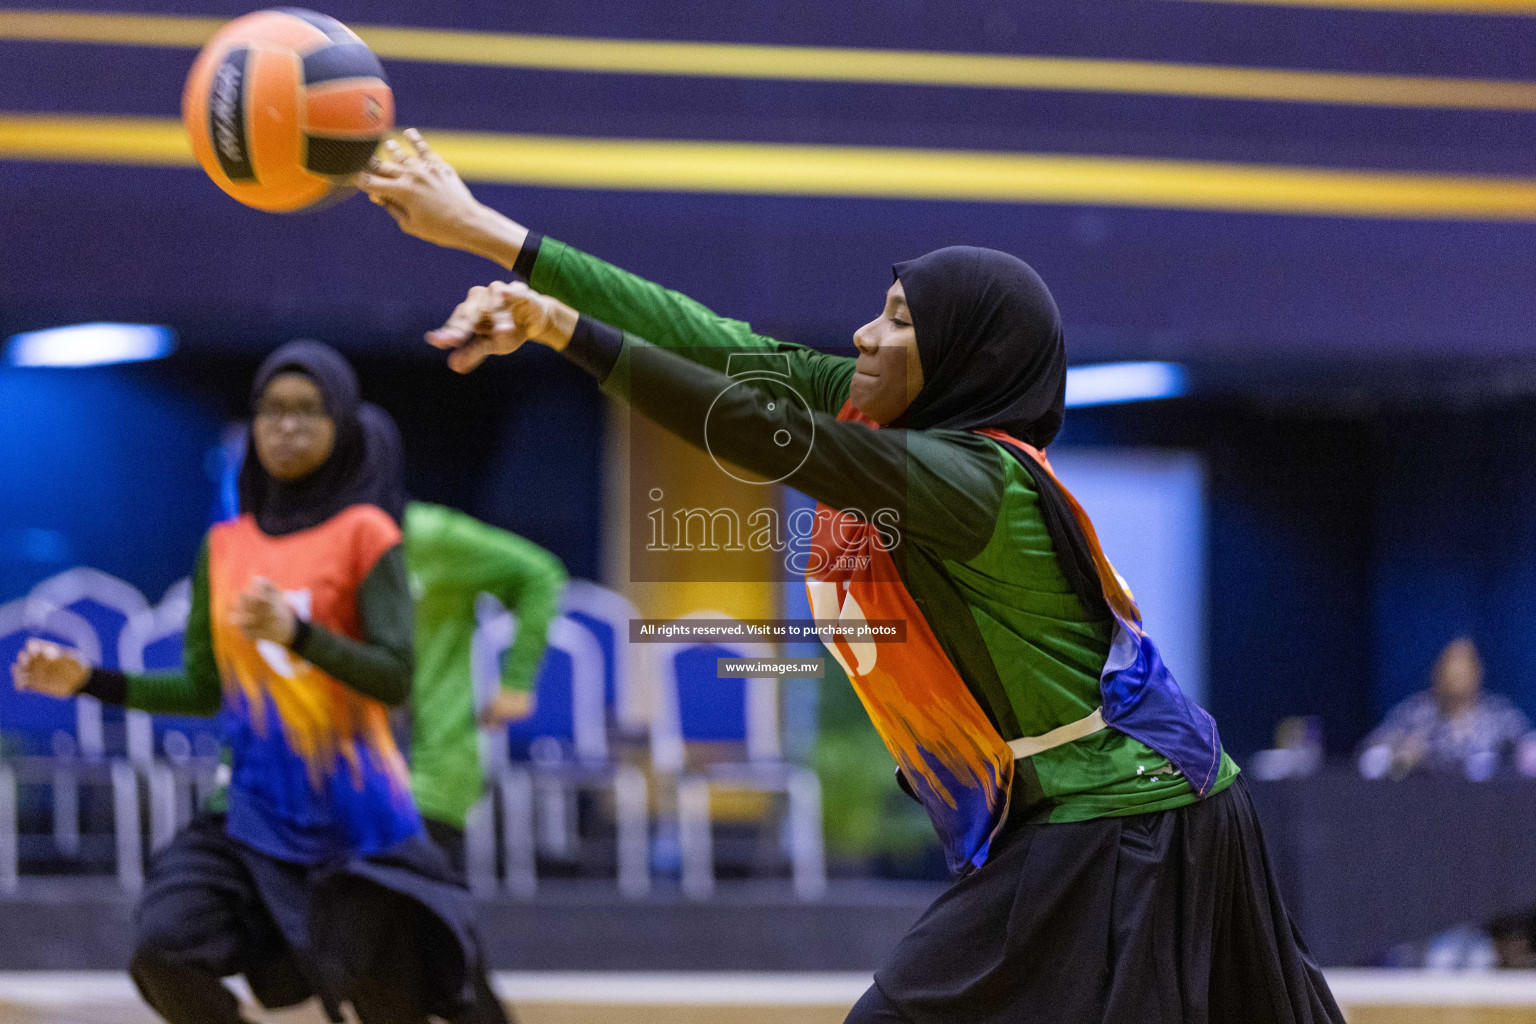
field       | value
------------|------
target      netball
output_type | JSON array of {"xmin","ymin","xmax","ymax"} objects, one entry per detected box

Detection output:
[{"xmin": 182, "ymin": 8, "xmax": 392, "ymax": 212}]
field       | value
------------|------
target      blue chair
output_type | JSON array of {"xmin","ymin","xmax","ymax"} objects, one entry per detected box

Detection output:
[
  {"xmin": 650, "ymin": 612, "xmax": 825, "ymax": 901},
  {"xmin": 475, "ymin": 599, "xmax": 647, "ymax": 899},
  {"xmin": 0, "ymin": 747, "xmax": 10, "ymax": 894},
  {"xmin": 562, "ymin": 580, "xmax": 649, "ymax": 736}
]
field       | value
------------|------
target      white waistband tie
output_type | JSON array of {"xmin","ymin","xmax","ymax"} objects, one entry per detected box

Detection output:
[{"xmin": 1007, "ymin": 708, "xmax": 1107, "ymax": 760}]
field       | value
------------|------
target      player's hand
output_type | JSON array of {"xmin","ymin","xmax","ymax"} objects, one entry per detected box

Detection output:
[
  {"xmin": 233, "ymin": 578, "xmax": 298, "ymax": 646},
  {"xmin": 12, "ymin": 639, "xmax": 90, "ymax": 698},
  {"xmin": 480, "ymin": 689, "xmax": 537, "ymax": 727},
  {"xmin": 357, "ymin": 129, "xmax": 491, "ymax": 251},
  {"xmin": 426, "ymin": 280, "xmax": 576, "ymax": 374}
]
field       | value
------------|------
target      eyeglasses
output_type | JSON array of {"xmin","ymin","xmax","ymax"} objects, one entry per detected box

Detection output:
[{"xmin": 254, "ymin": 403, "xmax": 330, "ymax": 427}]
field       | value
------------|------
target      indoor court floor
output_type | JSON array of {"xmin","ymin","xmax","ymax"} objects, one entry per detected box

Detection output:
[{"xmin": 3, "ymin": 972, "xmax": 1536, "ymax": 1024}]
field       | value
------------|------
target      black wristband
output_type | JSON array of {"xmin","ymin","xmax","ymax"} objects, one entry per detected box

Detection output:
[
  {"xmin": 289, "ymin": 618, "xmax": 314, "ymax": 655},
  {"xmin": 562, "ymin": 315, "xmax": 625, "ymax": 383},
  {"xmin": 512, "ymin": 231, "xmax": 543, "ymax": 282},
  {"xmin": 81, "ymin": 667, "xmax": 128, "ymax": 706}
]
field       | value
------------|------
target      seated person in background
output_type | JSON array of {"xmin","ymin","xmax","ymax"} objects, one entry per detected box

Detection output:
[{"xmin": 1359, "ymin": 638, "xmax": 1529, "ymax": 780}]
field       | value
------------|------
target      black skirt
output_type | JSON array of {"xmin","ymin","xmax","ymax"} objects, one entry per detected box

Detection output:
[
  {"xmin": 865, "ymin": 776, "xmax": 1344, "ymax": 1024},
  {"xmin": 134, "ymin": 814, "xmax": 479, "ymax": 1022}
]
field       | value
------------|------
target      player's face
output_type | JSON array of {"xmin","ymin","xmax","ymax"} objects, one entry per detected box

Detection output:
[
  {"xmin": 252, "ymin": 372, "xmax": 337, "ymax": 481},
  {"xmin": 850, "ymin": 280, "xmax": 924, "ymax": 424}
]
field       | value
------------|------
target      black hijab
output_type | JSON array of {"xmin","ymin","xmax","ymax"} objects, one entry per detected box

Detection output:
[
  {"xmin": 892, "ymin": 246, "xmax": 1118, "ymax": 620},
  {"xmin": 892, "ymin": 246, "xmax": 1066, "ymax": 447},
  {"xmin": 238, "ymin": 340, "xmax": 406, "ymax": 536}
]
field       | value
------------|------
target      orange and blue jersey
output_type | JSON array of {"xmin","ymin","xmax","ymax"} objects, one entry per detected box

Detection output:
[
  {"xmin": 89, "ymin": 503, "xmax": 423, "ymax": 864},
  {"xmin": 207, "ymin": 507, "xmax": 420, "ymax": 861}
]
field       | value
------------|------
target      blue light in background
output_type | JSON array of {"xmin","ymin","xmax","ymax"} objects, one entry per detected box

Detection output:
[
  {"xmin": 0, "ymin": 360, "xmax": 222, "ymax": 603},
  {"xmin": 1065, "ymin": 361, "xmax": 1187, "ymax": 408},
  {"xmin": 5, "ymin": 323, "xmax": 177, "ymax": 368}
]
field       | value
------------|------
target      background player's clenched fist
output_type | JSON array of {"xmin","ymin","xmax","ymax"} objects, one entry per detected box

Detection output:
[{"xmin": 11, "ymin": 638, "xmax": 89, "ymax": 698}]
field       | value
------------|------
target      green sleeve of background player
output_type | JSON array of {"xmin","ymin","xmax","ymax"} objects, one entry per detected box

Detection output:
[
  {"xmin": 405, "ymin": 502, "xmax": 567, "ymax": 692},
  {"xmin": 477, "ymin": 526, "xmax": 566, "ymax": 694}
]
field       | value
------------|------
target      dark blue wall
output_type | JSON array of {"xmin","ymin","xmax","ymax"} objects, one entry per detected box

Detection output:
[
  {"xmin": 0, "ymin": 362, "xmax": 222, "ymax": 602},
  {"xmin": 1371, "ymin": 402, "xmax": 1536, "ymax": 722},
  {"xmin": 1205, "ymin": 417, "xmax": 1377, "ymax": 757},
  {"xmin": 353, "ymin": 350, "xmax": 606, "ymax": 581}
]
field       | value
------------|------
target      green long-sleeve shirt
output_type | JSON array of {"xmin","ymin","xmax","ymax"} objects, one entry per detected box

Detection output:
[
  {"xmin": 404, "ymin": 501, "xmax": 568, "ymax": 828},
  {"xmin": 525, "ymin": 235, "xmax": 1236, "ymax": 824}
]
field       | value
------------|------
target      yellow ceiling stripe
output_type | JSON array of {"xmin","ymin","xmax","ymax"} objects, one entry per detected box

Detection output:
[
  {"xmin": 0, "ymin": 9, "xmax": 222, "ymax": 45},
  {"xmin": 2, "ymin": 9, "xmax": 1536, "ymax": 111},
  {"xmin": 1170, "ymin": 0, "xmax": 1536, "ymax": 14},
  {"xmin": 4, "ymin": 113, "xmax": 1536, "ymax": 222},
  {"xmin": 0, "ymin": 112, "xmax": 192, "ymax": 163}
]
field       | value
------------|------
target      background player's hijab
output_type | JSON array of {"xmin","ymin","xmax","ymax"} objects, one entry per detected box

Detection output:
[
  {"xmin": 238, "ymin": 340, "xmax": 406, "ymax": 536},
  {"xmin": 892, "ymin": 245, "xmax": 1066, "ymax": 447}
]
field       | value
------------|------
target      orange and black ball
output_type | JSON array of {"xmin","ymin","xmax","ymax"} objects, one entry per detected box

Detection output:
[{"xmin": 183, "ymin": 8, "xmax": 394, "ymax": 212}]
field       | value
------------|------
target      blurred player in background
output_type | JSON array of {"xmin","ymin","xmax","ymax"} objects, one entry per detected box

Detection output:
[
  {"xmin": 405, "ymin": 500, "xmax": 566, "ymax": 863},
  {"xmin": 405, "ymin": 499, "xmax": 568, "ymax": 1024},
  {"xmin": 11, "ymin": 342, "xmax": 480, "ymax": 1024},
  {"xmin": 358, "ymin": 131, "xmax": 1345, "ymax": 1024}
]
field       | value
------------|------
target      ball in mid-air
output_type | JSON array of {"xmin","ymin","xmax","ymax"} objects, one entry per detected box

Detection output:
[{"xmin": 183, "ymin": 8, "xmax": 393, "ymax": 212}]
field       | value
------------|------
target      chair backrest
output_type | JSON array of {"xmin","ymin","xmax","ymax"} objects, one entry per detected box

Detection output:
[
  {"xmin": 649, "ymin": 611, "xmax": 779, "ymax": 773},
  {"xmin": 473, "ymin": 599, "xmax": 607, "ymax": 766},
  {"xmin": 32, "ymin": 567, "xmax": 156, "ymax": 756},
  {"xmin": 119, "ymin": 578, "xmax": 202, "ymax": 765},
  {"xmin": 29, "ymin": 569, "xmax": 149, "ymax": 669},
  {"xmin": 561, "ymin": 579, "xmax": 647, "ymax": 733},
  {"xmin": 0, "ymin": 594, "xmax": 105, "ymax": 756}
]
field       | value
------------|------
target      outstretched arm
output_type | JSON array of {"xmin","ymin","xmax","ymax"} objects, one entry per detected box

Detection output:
[
  {"xmin": 357, "ymin": 131, "xmax": 854, "ymax": 415},
  {"xmin": 422, "ymin": 282, "xmax": 1003, "ymax": 561}
]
